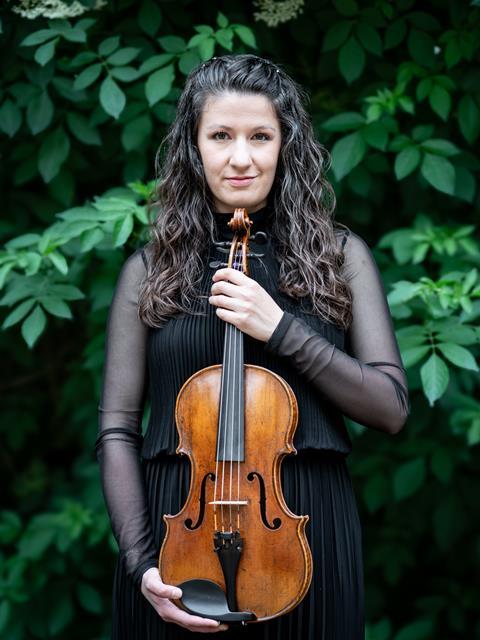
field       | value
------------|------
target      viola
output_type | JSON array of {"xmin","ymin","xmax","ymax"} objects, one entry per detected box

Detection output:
[{"xmin": 159, "ymin": 208, "xmax": 312, "ymax": 624}]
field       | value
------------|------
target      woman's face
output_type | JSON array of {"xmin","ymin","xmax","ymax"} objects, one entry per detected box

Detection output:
[{"xmin": 196, "ymin": 91, "xmax": 282, "ymax": 213}]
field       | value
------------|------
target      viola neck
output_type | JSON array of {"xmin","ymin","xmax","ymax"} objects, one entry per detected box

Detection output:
[{"xmin": 217, "ymin": 322, "xmax": 244, "ymax": 462}]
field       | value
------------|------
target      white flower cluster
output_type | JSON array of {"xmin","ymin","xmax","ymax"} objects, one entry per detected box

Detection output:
[
  {"xmin": 10, "ymin": 0, "xmax": 106, "ymax": 19},
  {"xmin": 253, "ymin": 0, "xmax": 305, "ymax": 27}
]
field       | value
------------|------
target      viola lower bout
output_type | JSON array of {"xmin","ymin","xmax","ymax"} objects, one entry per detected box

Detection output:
[{"xmin": 159, "ymin": 364, "xmax": 312, "ymax": 623}]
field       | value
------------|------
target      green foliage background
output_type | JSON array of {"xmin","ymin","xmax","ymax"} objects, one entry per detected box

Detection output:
[{"xmin": 1, "ymin": 0, "xmax": 479, "ymax": 638}]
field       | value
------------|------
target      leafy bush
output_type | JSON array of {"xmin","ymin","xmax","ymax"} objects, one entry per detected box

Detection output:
[{"xmin": 1, "ymin": 1, "xmax": 479, "ymax": 638}]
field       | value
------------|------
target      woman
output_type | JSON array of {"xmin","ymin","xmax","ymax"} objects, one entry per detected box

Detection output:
[{"xmin": 96, "ymin": 54, "xmax": 409, "ymax": 639}]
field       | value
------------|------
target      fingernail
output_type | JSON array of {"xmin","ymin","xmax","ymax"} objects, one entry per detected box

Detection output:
[{"xmin": 172, "ymin": 588, "xmax": 182, "ymax": 598}]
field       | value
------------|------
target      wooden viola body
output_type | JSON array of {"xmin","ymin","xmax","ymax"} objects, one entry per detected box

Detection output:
[
  {"xmin": 159, "ymin": 208, "xmax": 312, "ymax": 624},
  {"xmin": 159, "ymin": 364, "xmax": 312, "ymax": 622}
]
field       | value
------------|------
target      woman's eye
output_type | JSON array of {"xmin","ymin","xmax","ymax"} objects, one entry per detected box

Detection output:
[
  {"xmin": 253, "ymin": 133, "xmax": 270, "ymax": 141},
  {"xmin": 213, "ymin": 132, "xmax": 229, "ymax": 140}
]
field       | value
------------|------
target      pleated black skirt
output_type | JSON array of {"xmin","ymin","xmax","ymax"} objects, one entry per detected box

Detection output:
[{"xmin": 111, "ymin": 450, "xmax": 364, "ymax": 639}]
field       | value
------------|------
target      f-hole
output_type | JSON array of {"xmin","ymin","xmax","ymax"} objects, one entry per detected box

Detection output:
[
  {"xmin": 184, "ymin": 472, "xmax": 215, "ymax": 530},
  {"xmin": 247, "ymin": 471, "xmax": 281, "ymax": 530}
]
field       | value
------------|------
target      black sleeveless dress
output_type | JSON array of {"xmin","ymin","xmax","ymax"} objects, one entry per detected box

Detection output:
[{"xmin": 100, "ymin": 206, "xmax": 366, "ymax": 639}]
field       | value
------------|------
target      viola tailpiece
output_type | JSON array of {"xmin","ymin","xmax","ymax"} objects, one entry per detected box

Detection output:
[{"xmin": 159, "ymin": 208, "xmax": 312, "ymax": 624}]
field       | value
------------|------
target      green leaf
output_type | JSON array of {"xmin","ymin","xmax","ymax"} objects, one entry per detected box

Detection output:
[
  {"xmin": 21, "ymin": 305, "xmax": 47, "ymax": 348},
  {"xmin": 420, "ymin": 139, "xmax": 459, "ymax": 156},
  {"xmin": 20, "ymin": 29, "xmax": 57, "ymax": 47},
  {"xmin": 48, "ymin": 593, "xmax": 74, "ymax": 635},
  {"xmin": 217, "ymin": 12, "xmax": 229, "ymax": 28},
  {"xmin": 356, "ymin": 22, "xmax": 382, "ymax": 56},
  {"xmin": 80, "ymin": 227, "xmax": 105, "ymax": 252},
  {"xmin": 178, "ymin": 49, "xmax": 202, "ymax": 75},
  {"xmin": 2, "ymin": 299, "xmax": 36, "ymax": 329},
  {"xmin": 322, "ymin": 20, "xmax": 353, "ymax": 51},
  {"xmin": 437, "ymin": 343, "xmax": 478, "ymax": 371},
  {"xmin": 322, "ymin": 112, "xmax": 365, "ymax": 132},
  {"xmin": 420, "ymin": 353, "xmax": 449, "ymax": 405},
  {"xmin": 121, "ymin": 115, "xmax": 153, "ymax": 151},
  {"xmin": 145, "ymin": 64, "xmax": 175, "ymax": 106},
  {"xmin": 73, "ymin": 63, "xmax": 103, "ymax": 91},
  {"xmin": 66, "ymin": 112, "xmax": 101, "ymax": 146},
  {"xmin": 401, "ymin": 345, "xmax": 430, "ymax": 367},
  {"xmin": 158, "ymin": 35, "xmax": 186, "ymax": 53},
  {"xmin": 38, "ymin": 127, "xmax": 70, "ymax": 183},
  {"xmin": 454, "ymin": 167, "xmax": 476, "ymax": 203},
  {"xmin": 77, "ymin": 582, "xmax": 102, "ymax": 614},
  {"xmin": 69, "ymin": 51, "xmax": 97, "ymax": 67},
  {"xmin": 436, "ymin": 325, "xmax": 478, "ymax": 345},
  {"xmin": 40, "ymin": 297, "xmax": 72, "ymax": 319},
  {"xmin": 107, "ymin": 47, "xmax": 141, "ymax": 66},
  {"xmin": 429, "ymin": 85, "xmax": 451, "ymax": 120},
  {"xmin": 57, "ymin": 26, "xmax": 87, "ymax": 44},
  {"xmin": 215, "ymin": 28, "xmax": 233, "ymax": 51},
  {"xmin": 47, "ymin": 284, "xmax": 85, "ymax": 300},
  {"xmin": 46, "ymin": 251, "xmax": 68, "ymax": 275},
  {"xmin": 458, "ymin": 94, "xmax": 480, "ymax": 144},
  {"xmin": 363, "ymin": 473, "xmax": 388, "ymax": 513},
  {"xmin": 27, "ymin": 90, "xmax": 54, "ymax": 134},
  {"xmin": 407, "ymin": 29, "xmax": 435, "ymax": 67},
  {"xmin": 393, "ymin": 458, "xmax": 426, "ymax": 501},
  {"xmin": 395, "ymin": 146, "xmax": 421, "ymax": 180},
  {"xmin": 110, "ymin": 66, "xmax": 140, "ymax": 82},
  {"xmin": 138, "ymin": 54, "xmax": 175, "ymax": 76},
  {"xmin": 198, "ymin": 38, "xmax": 215, "ymax": 61},
  {"xmin": 420, "ymin": 154, "xmax": 455, "ymax": 195},
  {"xmin": 98, "ymin": 36, "xmax": 120, "ymax": 57},
  {"xmin": 138, "ymin": 0, "xmax": 162, "ymax": 37},
  {"xmin": 366, "ymin": 618, "xmax": 392, "ymax": 640},
  {"xmin": 5, "ymin": 233, "xmax": 41, "ymax": 249},
  {"xmin": 99, "ymin": 76, "xmax": 126, "ymax": 119},
  {"xmin": 0, "ymin": 263, "xmax": 14, "ymax": 291},
  {"xmin": 112, "ymin": 215, "xmax": 134, "ymax": 247},
  {"xmin": 430, "ymin": 448, "xmax": 453, "ymax": 484},
  {"xmin": 0, "ymin": 99, "xmax": 22, "ymax": 137},
  {"xmin": 232, "ymin": 25, "xmax": 256, "ymax": 49},
  {"xmin": 331, "ymin": 131, "xmax": 366, "ymax": 180},
  {"xmin": 338, "ymin": 36, "xmax": 365, "ymax": 84},
  {"xmin": 384, "ymin": 19, "xmax": 406, "ymax": 49},
  {"xmin": 34, "ymin": 37, "xmax": 58, "ymax": 66},
  {"xmin": 362, "ymin": 122, "xmax": 388, "ymax": 150},
  {"xmin": 393, "ymin": 618, "xmax": 434, "ymax": 640}
]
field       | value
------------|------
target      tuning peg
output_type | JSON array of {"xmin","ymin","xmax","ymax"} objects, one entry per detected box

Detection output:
[{"xmin": 209, "ymin": 260, "xmax": 229, "ymax": 269}]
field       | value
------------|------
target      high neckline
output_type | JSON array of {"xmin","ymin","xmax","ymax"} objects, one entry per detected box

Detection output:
[{"xmin": 213, "ymin": 206, "xmax": 273, "ymax": 240}]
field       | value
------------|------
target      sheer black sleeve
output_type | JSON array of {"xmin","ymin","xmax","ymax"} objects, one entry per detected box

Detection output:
[
  {"xmin": 95, "ymin": 249, "xmax": 158, "ymax": 588},
  {"xmin": 265, "ymin": 231, "xmax": 409, "ymax": 434}
]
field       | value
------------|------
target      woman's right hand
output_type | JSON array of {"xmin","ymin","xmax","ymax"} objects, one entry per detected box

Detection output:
[{"xmin": 141, "ymin": 567, "xmax": 228, "ymax": 633}]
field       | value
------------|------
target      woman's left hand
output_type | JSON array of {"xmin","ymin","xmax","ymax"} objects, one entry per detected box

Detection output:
[{"xmin": 209, "ymin": 268, "xmax": 284, "ymax": 342}]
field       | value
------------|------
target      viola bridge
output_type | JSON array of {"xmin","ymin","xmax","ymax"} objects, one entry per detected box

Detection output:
[{"xmin": 208, "ymin": 500, "xmax": 248, "ymax": 505}]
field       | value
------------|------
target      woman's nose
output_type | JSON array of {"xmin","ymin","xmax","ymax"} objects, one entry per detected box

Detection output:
[{"xmin": 229, "ymin": 140, "xmax": 252, "ymax": 168}]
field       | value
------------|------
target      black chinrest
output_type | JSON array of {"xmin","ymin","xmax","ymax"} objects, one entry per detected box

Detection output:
[{"xmin": 178, "ymin": 579, "xmax": 256, "ymax": 623}]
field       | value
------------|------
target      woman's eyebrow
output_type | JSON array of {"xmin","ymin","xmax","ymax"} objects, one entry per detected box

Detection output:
[{"xmin": 205, "ymin": 124, "xmax": 277, "ymax": 132}]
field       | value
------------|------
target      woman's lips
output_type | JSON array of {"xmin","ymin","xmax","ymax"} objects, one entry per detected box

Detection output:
[{"xmin": 226, "ymin": 177, "xmax": 256, "ymax": 187}]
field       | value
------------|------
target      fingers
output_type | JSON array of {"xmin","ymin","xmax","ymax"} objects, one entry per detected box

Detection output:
[
  {"xmin": 153, "ymin": 599, "xmax": 228, "ymax": 633},
  {"xmin": 211, "ymin": 279, "xmax": 244, "ymax": 298},
  {"xmin": 158, "ymin": 602, "xmax": 226, "ymax": 633},
  {"xmin": 142, "ymin": 571, "xmax": 182, "ymax": 600},
  {"xmin": 141, "ymin": 571, "xmax": 228, "ymax": 633},
  {"xmin": 212, "ymin": 267, "xmax": 250, "ymax": 284}
]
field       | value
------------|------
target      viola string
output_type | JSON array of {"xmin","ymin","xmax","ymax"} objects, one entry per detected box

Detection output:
[{"xmin": 213, "ymin": 313, "xmax": 226, "ymax": 532}]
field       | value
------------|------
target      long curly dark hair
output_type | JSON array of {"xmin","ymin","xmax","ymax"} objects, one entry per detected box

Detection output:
[{"xmin": 139, "ymin": 54, "xmax": 353, "ymax": 329}]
